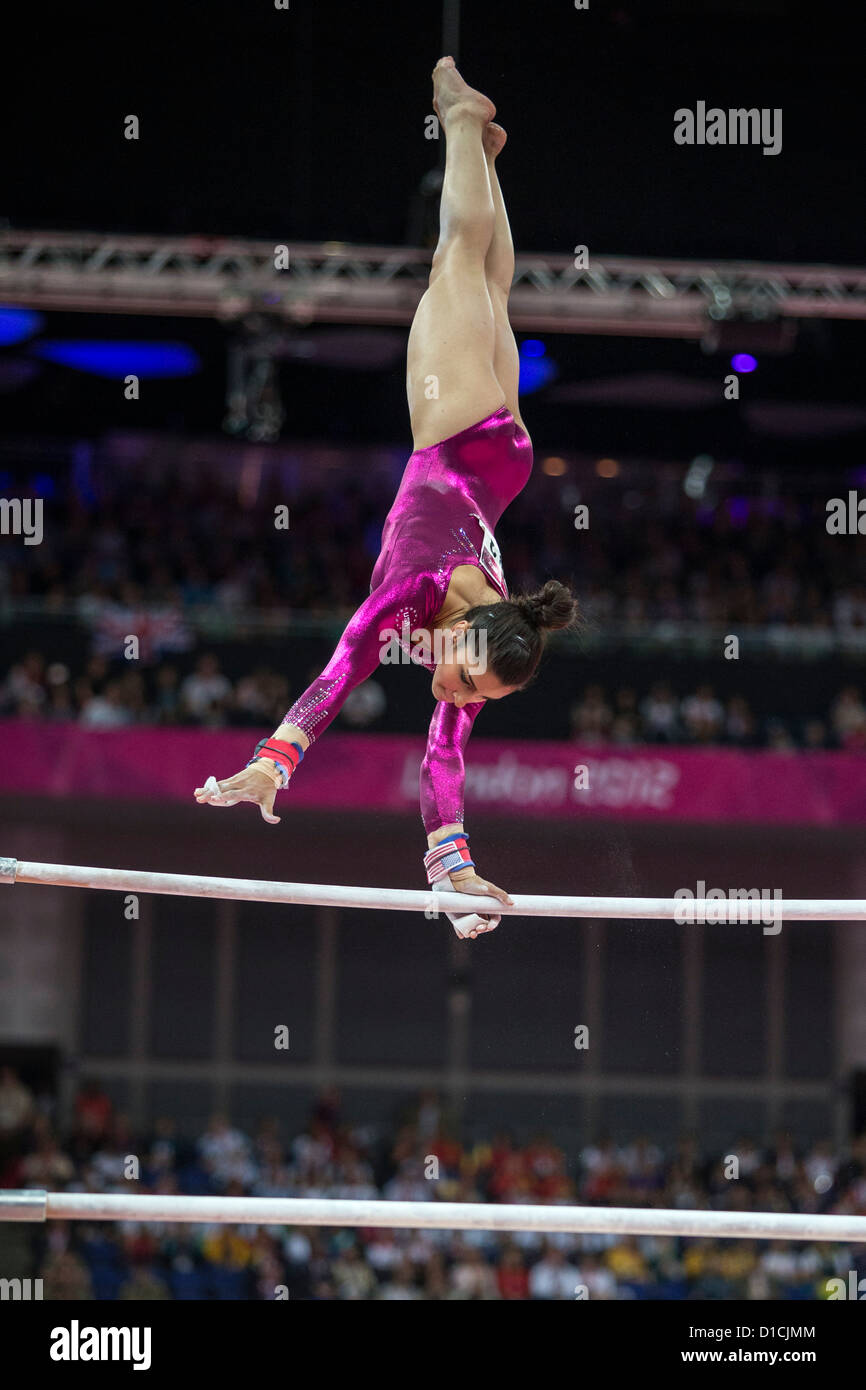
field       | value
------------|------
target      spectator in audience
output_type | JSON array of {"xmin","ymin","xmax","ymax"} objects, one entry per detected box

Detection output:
[
  {"xmin": 725, "ymin": 695, "xmax": 757, "ymax": 746},
  {"xmin": 18, "ymin": 1116, "xmax": 75, "ymax": 1187},
  {"xmin": 610, "ymin": 687, "xmax": 639, "ymax": 744},
  {"xmin": 803, "ymin": 719, "xmax": 830, "ymax": 749},
  {"xmin": 653, "ymin": 580, "xmax": 685, "ymax": 622},
  {"xmin": 581, "ymin": 1252, "xmax": 618, "ymax": 1299},
  {"xmin": 529, "ymin": 1244, "xmax": 581, "ymax": 1300},
  {"xmin": 766, "ymin": 719, "xmax": 797, "ymax": 753},
  {"xmin": 571, "ymin": 685, "xmax": 613, "ymax": 744},
  {"xmin": 197, "ymin": 1112, "xmax": 257, "ymax": 1190},
  {"xmin": 833, "ymin": 583, "xmax": 866, "ymax": 630},
  {"xmin": 79, "ymin": 678, "xmax": 134, "ymax": 728},
  {"xmin": 831, "ymin": 686, "xmax": 866, "ymax": 749},
  {"xmin": 71, "ymin": 1080, "xmax": 114, "ymax": 1160},
  {"xmin": 118, "ymin": 1268, "xmax": 171, "ymax": 1300},
  {"xmin": 201, "ymin": 1224, "xmax": 255, "ymax": 1298},
  {"xmin": 45, "ymin": 664, "xmax": 75, "ymax": 720},
  {"xmin": 146, "ymin": 1116, "xmax": 181, "ymax": 1178},
  {"xmin": 606, "ymin": 1235, "xmax": 649, "ymax": 1286},
  {"xmin": 379, "ymin": 1257, "xmax": 424, "ymax": 1300},
  {"xmin": 151, "ymin": 665, "xmax": 182, "ymax": 725},
  {"xmin": 681, "ymin": 684, "xmax": 725, "ymax": 743},
  {"xmin": 640, "ymin": 682, "xmax": 680, "ymax": 743},
  {"xmin": 450, "ymin": 1242, "xmax": 500, "ymax": 1300},
  {"xmin": 116, "ymin": 670, "xmax": 147, "ymax": 720},
  {"xmin": 332, "ymin": 1242, "xmax": 379, "ymax": 1300},
  {"xmin": 41, "ymin": 1250, "xmax": 94, "ymax": 1300},
  {"xmin": 179, "ymin": 653, "xmax": 232, "ymax": 724},
  {"xmin": 1, "ymin": 650, "xmax": 47, "ymax": 715},
  {"xmin": 496, "ymin": 1245, "xmax": 530, "ymax": 1299},
  {"xmin": 341, "ymin": 679, "xmax": 387, "ymax": 728},
  {"xmin": 235, "ymin": 666, "xmax": 280, "ymax": 722},
  {"xmin": 417, "ymin": 1250, "xmax": 447, "ymax": 1299},
  {"xmin": 762, "ymin": 563, "xmax": 799, "ymax": 624},
  {"xmin": 0, "ymin": 1066, "xmax": 35, "ymax": 1161}
]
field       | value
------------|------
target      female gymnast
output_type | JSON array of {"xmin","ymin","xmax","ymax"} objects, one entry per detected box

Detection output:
[{"xmin": 195, "ymin": 58, "xmax": 578, "ymax": 938}]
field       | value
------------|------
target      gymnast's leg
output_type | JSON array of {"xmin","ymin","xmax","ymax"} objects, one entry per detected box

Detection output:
[
  {"xmin": 482, "ymin": 123, "xmax": 526, "ymax": 435},
  {"xmin": 406, "ymin": 58, "xmax": 506, "ymax": 450},
  {"xmin": 271, "ymin": 69, "xmax": 513, "ymax": 760}
]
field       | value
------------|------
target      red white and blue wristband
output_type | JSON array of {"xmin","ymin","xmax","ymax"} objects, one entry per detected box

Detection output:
[
  {"xmin": 424, "ymin": 833, "xmax": 475, "ymax": 884},
  {"xmin": 247, "ymin": 738, "xmax": 304, "ymax": 790}
]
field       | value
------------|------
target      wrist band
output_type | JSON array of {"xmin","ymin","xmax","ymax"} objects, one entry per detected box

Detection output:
[
  {"xmin": 247, "ymin": 738, "xmax": 304, "ymax": 790},
  {"xmin": 424, "ymin": 833, "xmax": 475, "ymax": 883},
  {"xmin": 251, "ymin": 760, "xmax": 285, "ymax": 790}
]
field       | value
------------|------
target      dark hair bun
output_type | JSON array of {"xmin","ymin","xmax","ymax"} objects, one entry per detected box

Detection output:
[{"xmin": 515, "ymin": 579, "xmax": 580, "ymax": 633}]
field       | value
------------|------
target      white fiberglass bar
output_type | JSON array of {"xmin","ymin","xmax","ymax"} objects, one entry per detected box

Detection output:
[
  {"xmin": 1, "ymin": 858, "xmax": 864, "ymax": 921},
  {"xmin": 2, "ymin": 1191, "xmax": 865, "ymax": 1241}
]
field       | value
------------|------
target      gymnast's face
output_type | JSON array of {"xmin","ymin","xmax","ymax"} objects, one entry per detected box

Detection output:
[{"xmin": 431, "ymin": 620, "xmax": 516, "ymax": 707}]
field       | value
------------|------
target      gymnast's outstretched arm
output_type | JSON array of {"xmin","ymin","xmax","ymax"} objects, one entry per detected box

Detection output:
[
  {"xmin": 421, "ymin": 699, "xmax": 514, "ymax": 932},
  {"xmin": 194, "ymin": 571, "xmax": 438, "ymax": 823},
  {"xmin": 420, "ymin": 698, "xmax": 484, "ymax": 836}
]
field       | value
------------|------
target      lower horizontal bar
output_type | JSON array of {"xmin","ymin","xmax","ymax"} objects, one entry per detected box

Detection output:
[
  {"xmin": 2, "ymin": 858, "xmax": 865, "ymax": 920},
  {"xmin": 0, "ymin": 1190, "xmax": 47, "ymax": 1221},
  {"xmin": 2, "ymin": 1191, "xmax": 865, "ymax": 1241}
]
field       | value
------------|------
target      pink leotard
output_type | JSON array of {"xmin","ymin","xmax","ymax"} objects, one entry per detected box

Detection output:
[{"xmin": 282, "ymin": 405, "xmax": 533, "ymax": 832}]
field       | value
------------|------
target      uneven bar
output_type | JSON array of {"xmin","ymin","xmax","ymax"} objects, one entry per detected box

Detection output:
[
  {"xmin": 1, "ymin": 858, "xmax": 864, "ymax": 921},
  {"xmin": 0, "ymin": 1190, "xmax": 48, "ymax": 1221},
  {"xmin": 1, "ymin": 1191, "xmax": 865, "ymax": 1241}
]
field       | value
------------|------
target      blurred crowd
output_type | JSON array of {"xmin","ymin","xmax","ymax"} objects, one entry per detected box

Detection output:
[
  {"xmin": 1, "ymin": 1069, "xmax": 864, "ymax": 1301},
  {"xmin": 2, "ymin": 647, "xmax": 865, "ymax": 750},
  {"xmin": 1, "ymin": 460, "xmax": 865, "ymax": 635},
  {"xmin": 2, "ymin": 457, "xmax": 865, "ymax": 746},
  {"xmin": 0, "ymin": 649, "xmax": 293, "ymax": 731},
  {"xmin": 570, "ymin": 681, "xmax": 866, "ymax": 751}
]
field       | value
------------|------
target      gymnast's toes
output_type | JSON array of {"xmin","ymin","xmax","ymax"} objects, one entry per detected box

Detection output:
[{"xmin": 483, "ymin": 122, "xmax": 507, "ymax": 159}]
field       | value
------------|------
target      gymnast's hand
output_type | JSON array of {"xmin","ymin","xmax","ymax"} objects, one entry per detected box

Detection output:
[
  {"xmin": 447, "ymin": 865, "xmax": 513, "ymax": 938},
  {"xmin": 193, "ymin": 766, "xmax": 281, "ymax": 824}
]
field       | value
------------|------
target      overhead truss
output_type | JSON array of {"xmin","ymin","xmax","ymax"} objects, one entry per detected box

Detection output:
[{"xmin": 1, "ymin": 231, "xmax": 865, "ymax": 338}]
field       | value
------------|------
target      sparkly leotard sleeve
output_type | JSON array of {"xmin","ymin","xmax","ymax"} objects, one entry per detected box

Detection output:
[{"xmin": 282, "ymin": 405, "xmax": 533, "ymax": 832}]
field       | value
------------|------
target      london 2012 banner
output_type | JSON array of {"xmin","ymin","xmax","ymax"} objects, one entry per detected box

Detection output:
[{"xmin": 1, "ymin": 723, "xmax": 864, "ymax": 826}]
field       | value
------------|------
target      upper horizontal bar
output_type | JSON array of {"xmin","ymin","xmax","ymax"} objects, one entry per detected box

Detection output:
[
  {"xmin": 1, "ymin": 1191, "xmax": 864, "ymax": 1241},
  {"xmin": 2, "ymin": 858, "xmax": 865, "ymax": 920}
]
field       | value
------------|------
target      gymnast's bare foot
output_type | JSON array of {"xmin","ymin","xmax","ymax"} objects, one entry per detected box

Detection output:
[
  {"xmin": 483, "ymin": 122, "xmax": 507, "ymax": 160},
  {"xmin": 432, "ymin": 56, "xmax": 496, "ymax": 126}
]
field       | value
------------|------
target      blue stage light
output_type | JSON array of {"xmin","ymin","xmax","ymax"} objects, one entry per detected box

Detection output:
[
  {"xmin": 518, "ymin": 356, "xmax": 557, "ymax": 393},
  {"xmin": 33, "ymin": 341, "xmax": 201, "ymax": 379},
  {"xmin": 521, "ymin": 339, "xmax": 546, "ymax": 358},
  {"xmin": 0, "ymin": 307, "xmax": 43, "ymax": 346},
  {"xmin": 30, "ymin": 473, "xmax": 57, "ymax": 498},
  {"xmin": 731, "ymin": 352, "xmax": 757, "ymax": 373}
]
